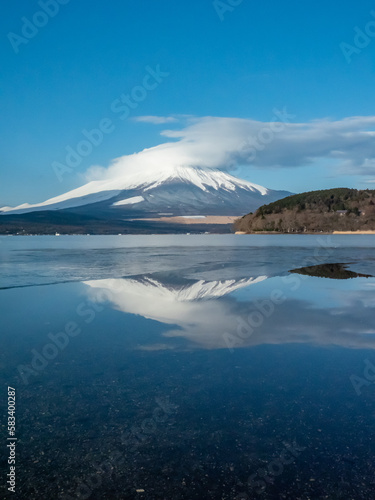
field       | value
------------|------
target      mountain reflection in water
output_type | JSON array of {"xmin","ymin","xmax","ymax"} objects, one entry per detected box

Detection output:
[{"xmin": 83, "ymin": 270, "xmax": 375, "ymax": 351}]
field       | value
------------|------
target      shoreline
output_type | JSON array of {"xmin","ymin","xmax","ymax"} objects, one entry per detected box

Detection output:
[
  {"xmin": 235, "ymin": 230, "xmax": 375, "ymax": 235},
  {"xmin": 3, "ymin": 231, "xmax": 375, "ymax": 237},
  {"xmin": 332, "ymin": 230, "xmax": 375, "ymax": 234}
]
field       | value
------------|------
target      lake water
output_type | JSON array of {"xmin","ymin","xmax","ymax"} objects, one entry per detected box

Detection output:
[{"xmin": 1, "ymin": 235, "xmax": 375, "ymax": 499}]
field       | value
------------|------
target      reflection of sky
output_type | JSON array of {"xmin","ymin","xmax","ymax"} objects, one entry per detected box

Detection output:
[{"xmin": 83, "ymin": 272, "xmax": 375, "ymax": 351}]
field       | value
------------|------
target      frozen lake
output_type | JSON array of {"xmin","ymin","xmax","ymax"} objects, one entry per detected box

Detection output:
[{"xmin": 1, "ymin": 234, "xmax": 375, "ymax": 499}]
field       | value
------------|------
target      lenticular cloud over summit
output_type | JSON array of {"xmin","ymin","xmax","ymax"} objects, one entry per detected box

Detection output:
[
  {"xmin": 87, "ymin": 113, "xmax": 375, "ymax": 182},
  {"xmin": 2, "ymin": 113, "xmax": 375, "ymax": 216}
]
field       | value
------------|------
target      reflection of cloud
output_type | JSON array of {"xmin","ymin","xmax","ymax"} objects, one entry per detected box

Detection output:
[
  {"xmin": 332, "ymin": 285, "xmax": 375, "ymax": 310},
  {"xmin": 243, "ymin": 298, "xmax": 375, "ymax": 349},
  {"xmin": 84, "ymin": 276, "xmax": 267, "ymax": 348},
  {"xmin": 83, "ymin": 275, "xmax": 375, "ymax": 351}
]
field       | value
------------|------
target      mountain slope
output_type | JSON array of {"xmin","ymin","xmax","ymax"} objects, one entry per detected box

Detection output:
[{"xmin": 0, "ymin": 166, "xmax": 291, "ymax": 217}]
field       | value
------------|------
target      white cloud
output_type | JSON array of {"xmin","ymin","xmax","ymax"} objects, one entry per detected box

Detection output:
[{"xmin": 86, "ymin": 114, "xmax": 375, "ymax": 181}]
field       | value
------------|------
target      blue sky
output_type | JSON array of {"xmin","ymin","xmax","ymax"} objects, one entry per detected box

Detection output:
[{"xmin": 2, "ymin": 0, "xmax": 375, "ymax": 205}]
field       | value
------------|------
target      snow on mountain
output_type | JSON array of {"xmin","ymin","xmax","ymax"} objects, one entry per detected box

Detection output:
[
  {"xmin": 86, "ymin": 275, "xmax": 268, "ymax": 302},
  {"xmin": 0, "ymin": 165, "xmax": 290, "ymax": 216},
  {"xmin": 84, "ymin": 275, "xmax": 268, "ymax": 329},
  {"xmin": 112, "ymin": 196, "xmax": 145, "ymax": 206},
  {"xmin": 0, "ymin": 187, "xmax": 122, "ymax": 214}
]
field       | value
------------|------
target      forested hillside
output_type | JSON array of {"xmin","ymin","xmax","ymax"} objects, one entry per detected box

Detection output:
[{"xmin": 235, "ymin": 188, "xmax": 375, "ymax": 233}]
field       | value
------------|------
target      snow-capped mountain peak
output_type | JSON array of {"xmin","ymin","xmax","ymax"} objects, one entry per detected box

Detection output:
[{"xmin": 0, "ymin": 165, "xmax": 291, "ymax": 217}]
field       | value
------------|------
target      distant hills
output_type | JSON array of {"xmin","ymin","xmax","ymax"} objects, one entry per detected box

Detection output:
[
  {"xmin": 235, "ymin": 188, "xmax": 375, "ymax": 233},
  {"xmin": 0, "ymin": 166, "xmax": 291, "ymax": 234}
]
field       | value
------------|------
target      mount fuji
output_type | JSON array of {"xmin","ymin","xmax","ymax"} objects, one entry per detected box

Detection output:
[{"xmin": 0, "ymin": 166, "xmax": 291, "ymax": 234}]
